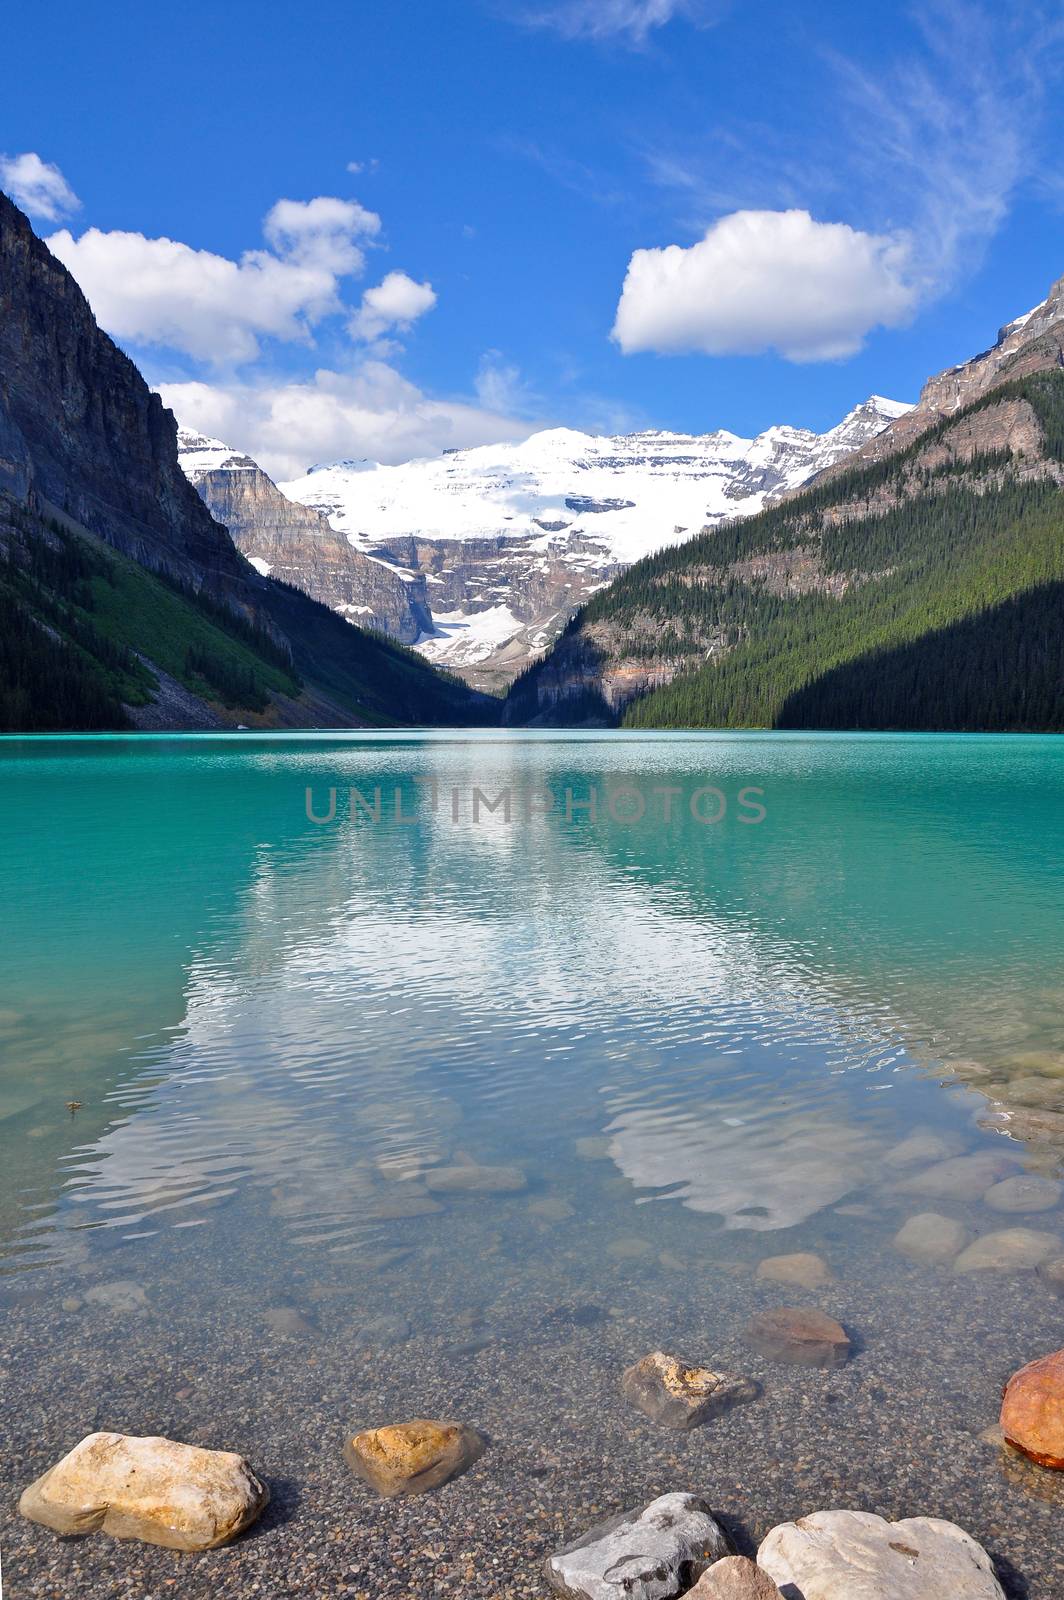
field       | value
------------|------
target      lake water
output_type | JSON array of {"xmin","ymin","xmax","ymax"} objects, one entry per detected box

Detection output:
[{"xmin": 1, "ymin": 732, "xmax": 1063, "ymax": 1598}]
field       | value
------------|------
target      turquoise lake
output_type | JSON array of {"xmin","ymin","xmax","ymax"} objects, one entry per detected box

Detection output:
[{"xmin": 1, "ymin": 731, "xmax": 1063, "ymax": 1597}]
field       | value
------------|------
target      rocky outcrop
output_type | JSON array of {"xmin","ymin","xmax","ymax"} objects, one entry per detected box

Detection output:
[
  {"xmin": 178, "ymin": 431, "xmax": 430, "ymax": 644},
  {"xmin": 19, "ymin": 1432, "xmax": 269, "ymax": 1550},
  {"xmin": 0, "ymin": 193, "xmax": 250, "ymax": 602}
]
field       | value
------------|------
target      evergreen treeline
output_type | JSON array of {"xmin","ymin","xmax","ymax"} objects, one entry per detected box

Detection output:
[{"xmin": 541, "ymin": 369, "xmax": 1064, "ymax": 732}]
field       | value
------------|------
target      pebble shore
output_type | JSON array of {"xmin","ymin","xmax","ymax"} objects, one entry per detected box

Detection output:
[{"xmin": 3, "ymin": 1167, "xmax": 1064, "ymax": 1600}]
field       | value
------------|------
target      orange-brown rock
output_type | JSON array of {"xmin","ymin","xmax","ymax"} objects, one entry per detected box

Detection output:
[
  {"xmin": 744, "ymin": 1307, "xmax": 852, "ymax": 1369},
  {"xmin": 688, "ymin": 1555, "xmax": 784, "ymax": 1597},
  {"xmin": 1000, "ymin": 1348, "xmax": 1064, "ymax": 1469},
  {"xmin": 343, "ymin": 1419, "xmax": 484, "ymax": 1497}
]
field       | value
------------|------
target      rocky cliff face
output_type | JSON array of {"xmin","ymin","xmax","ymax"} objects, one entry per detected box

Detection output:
[
  {"xmin": 812, "ymin": 274, "xmax": 1064, "ymax": 486},
  {"xmin": 171, "ymin": 398, "xmax": 902, "ymax": 691},
  {"xmin": 177, "ymin": 431, "xmax": 430, "ymax": 644},
  {"xmin": 0, "ymin": 192, "xmax": 250, "ymax": 601}
]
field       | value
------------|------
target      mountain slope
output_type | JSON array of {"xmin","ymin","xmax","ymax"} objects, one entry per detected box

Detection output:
[
  {"xmin": 261, "ymin": 397, "xmax": 908, "ymax": 690},
  {"xmin": 0, "ymin": 191, "xmax": 486, "ymax": 731},
  {"xmin": 503, "ymin": 292, "xmax": 1064, "ymax": 731}
]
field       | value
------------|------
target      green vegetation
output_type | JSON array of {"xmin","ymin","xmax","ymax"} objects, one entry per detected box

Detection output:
[
  {"xmin": 539, "ymin": 370, "xmax": 1064, "ymax": 732},
  {"xmin": 0, "ymin": 506, "xmax": 301, "ymax": 730}
]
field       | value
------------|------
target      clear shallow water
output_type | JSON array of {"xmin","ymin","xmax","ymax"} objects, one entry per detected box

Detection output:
[{"xmin": 2, "ymin": 732, "xmax": 1064, "ymax": 1597}]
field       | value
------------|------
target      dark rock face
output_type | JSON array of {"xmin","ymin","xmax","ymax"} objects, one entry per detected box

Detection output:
[{"xmin": 0, "ymin": 192, "xmax": 249, "ymax": 601}]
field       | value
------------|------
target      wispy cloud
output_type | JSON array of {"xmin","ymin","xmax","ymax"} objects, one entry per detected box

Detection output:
[
  {"xmin": 516, "ymin": 0, "xmax": 723, "ymax": 46},
  {"xmin": 0, "ymin": 151, "xmax": 80, "ymax": 222}
]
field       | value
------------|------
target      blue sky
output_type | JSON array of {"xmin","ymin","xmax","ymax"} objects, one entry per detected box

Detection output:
[{"xmin": 3, "ymin": 0, "xmax": 1063, "ymax": 477}]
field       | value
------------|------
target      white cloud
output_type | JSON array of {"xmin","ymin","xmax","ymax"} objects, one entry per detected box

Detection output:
[
  {"xmin": 0, "ymin": 151, "xmax": 80, "ymax": 222},
  {"xmin": 46, "ymin": 196, "xmax": 381, "ymax": 364},
  {"xmin": 157, "ymin": 364, "xmax": 536, "ymax": 480},
  {"xmin": 349, "ymin": 271, "xmax": 437, "ymax": 343},
  {"xmin": 612, "ymin": 208, "xmax": 918, "ymax": 362},
  {"xmin": 523, "ymin": 0, "xmax": 712, "ymax": 43}
]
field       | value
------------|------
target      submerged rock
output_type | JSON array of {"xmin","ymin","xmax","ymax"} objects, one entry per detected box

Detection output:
[
  {"xmin": 1001, "ymin": 1347, "xmax": 1064, "ymax": 1469},
  {"xmin": 743, "ymin": 1307, "xmax": 852, "ymax": 1369},
  {"xmin": 606, "ymin": 1235, "xmax": 654, "ymax": 1261},
  {"xmin": 19, "ymin": 1431, "xmax": 268, "ymax": 1550},
  {"xmin": 758, "ymin": 1509, "xmax": 1005, "ymax": 1598},
  {"xmin": 896, "ymin": 1152, "xmax": 1017, "ymax": 1200},
  {"xmin": 983, "ymin": 1174, "xmax": 1062, "ymax": 1214},
  {"xmin": 756, "ymin": 1251, "xmax": 834, "ymax": 1289},
  {"xmin": 953, "ymin": 1228, "xmax": 1061, "ymax": 1274},
  {"xmin": 263, "ymin": 1305, "xmax": 318, "ymax": 1339},
  {"xmin": 424, "ymin": 1164, "xmax": 526, "ymax": 1194},
  {"xmin": 83, "ymin": 1280, "xmax": 148, "ymax": 1314},
  {"xmin": 343, "ymin": 1419, "xmax": 483, "ymax": 1497},
  {"xmin": 1037, "ymin": 1258, "xmax": 1064, "ymax": 1297},
  {"xmin": 621, "ymin": 1351, "xmax": 759, "ymax": 1430},
  {"xmin": 545, "ymin": 1492, "xmax": 732, "ymax": 1599},
  {"xmin": 529, "ymin": 1196, "xmax": 576, "ymax": 1221},
  {"xmin": 892, "ymin": 1212, "xmax": 970, "ymax": 1265},
  {"xmin": 882, "ymin": 1130, "xmax": 967, "ymax": 1168},
  {"xmin": 688, "ymin": 1556, "xmax": 783, "ymax": 1598}
]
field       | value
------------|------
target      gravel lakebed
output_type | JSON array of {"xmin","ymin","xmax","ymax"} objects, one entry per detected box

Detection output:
[{"xmin": 3, "ymin": 1152, "xmax": 1064, "ymax": 1600}]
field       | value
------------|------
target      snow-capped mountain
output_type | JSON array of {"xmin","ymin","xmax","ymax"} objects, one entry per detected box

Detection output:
[{"xmin": 176, "ymin": 397, "xmax": 910, "ymax": 691}]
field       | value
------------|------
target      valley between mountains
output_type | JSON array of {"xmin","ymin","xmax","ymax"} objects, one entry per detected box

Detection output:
[{"xmin": 1, "ymin": 182, "xmax": 1062, "ymax": 733}]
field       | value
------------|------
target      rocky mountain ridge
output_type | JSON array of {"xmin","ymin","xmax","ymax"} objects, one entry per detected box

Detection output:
[
  {"xmin": 503, "ymin": 280, "xmax": 1064, "ymax": 729},
  {"xmin": 0, "ymin": 190, "xmax": 484, "ymax": 731},
  {"xmin": 177, "ymin": 398, "xmax": 909, "ymax": 693}
]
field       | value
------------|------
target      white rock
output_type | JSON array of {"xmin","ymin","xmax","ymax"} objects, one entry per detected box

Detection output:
[
  {"xmin": 19, "ymin": 1431, "xmax": 269, "ymax": 1550},
  {"xmin": 545, "ymin": 1492, "xmax": 732, "ymax": 1599},
  {"xmin": 758, "ymin": 1509, "xmax": 1005, "ymax": 1599}
]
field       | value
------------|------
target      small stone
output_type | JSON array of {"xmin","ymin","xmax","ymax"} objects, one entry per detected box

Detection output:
[
  {"xmin": 743, "ymin": 1307, "xmax": 851, "ymax": 1369},
  {"xmin": 758, "ymin": 1509, "xmax": 1005, "ymax": 1598},
  {"xmin": 263, "ymin": 1306, "xmax": 317, "ymax": 1339},
  {"xmin": 354, "ymin": 1312, "xmax": 411, "ymax": 1346},
  {"xmin": 1037, "ymin": 1258, "xmax": 1064, "ymax": 1297},
  {"xmin": 688, "ymin": 1556, "xmax": 784, "ymax": 1598},
  {"xmin": 371, "ymin": 1187, "xmax": 444, "ymax": 1219},
  {"xmin": 983, "ymin": 1175, "xmax": 1062, "ymax": 1214},
  {"xmin": 882, "ymin": 1131, "xmax": 966, "ymax": 1168},
  {"xmin": 954, "ymin": 1228, "xmax": 1061, "ymax": 1274},
  {"xmin": 892, "ymin": 1213, "xmax": 970, "ymax": 1265},
  {"xmin": 896, "ymin": 1152, "xmax": 1017, "ymax": 1200},
  {"xmin": 659, "ymin": 1250, "xmax": 686, "ymax": 1272},
  {"xmin": 756, "ymin": 1251, "xmax": 834, "ymax": 1289},
  {"xmin": 545, "ymin": 1492, "xmax": 732, "ymax": 1598},
  {"xmin": 529, "ymin": 1197, "xmax": 576, "ymax": 1222},
  {"xmin": 343, "ymin": 1419, "xmax": 483, "ymax": 1497},
  {"xmin": 423, "ymin": 1165, "xmax": 526, "ymax": 1194},
  {"xmin": 19, "ymin": 1432, "xmax": 268, "ymax": 1550},
  {"xmin": 574, "ymin": 1136, "xmax": 610, "ymax": 1160},
  {"xmin": 621, "ymin": 1351, "xmax": 760, "ymax": 1430},
  {"xmin": 83, "ymin": 1280, "xmax": 148, "ymax": 1314},
  {"xmin": 60, "ymin": 1296, "xmax": 83, "ymax": 1312},
  {"xmin": 1001, "ymin": 1347, "xmax": 1064, "ymax": 1469},
  {"xmin": 606, "ymin": 1235, "xmax": 654, "ymax": 1260}
]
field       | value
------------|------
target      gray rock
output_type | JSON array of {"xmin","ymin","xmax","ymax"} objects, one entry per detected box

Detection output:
[
  {"xmin": 895, "ymin": 1152, "xmax": 1017, "ymax": 1200},
  {"xmin": 954, "ymin": 1227, "xmax": 1061, "ymax": 1274},
  {"xmin": 892, "ymin": 1212, "xmax": 970, "ymax": 1265},
  {"xmin": 758, "ymin": 1509, "xmax": 1005, "ymax": 1598},
  {"xmin": 355, "ymin": 1312, "xmax": 412, "ymax": 1346},
  {"xmin": 545, "ymin": 1492, "xmax": 732, "ymax": 1599},
  {"xmin": 621, "ymin": 1351, "xmax": 759, "ymax": 1430},
  {"xmin": 83, "ymin": 1280, "xmax": 148, "ymax": 1314},
  {"xmin": 983, "ymin": 1174, "xmax": 1062, "ymax": 1214}
]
